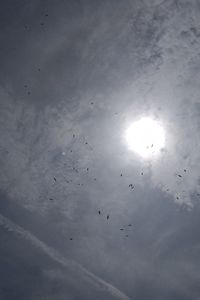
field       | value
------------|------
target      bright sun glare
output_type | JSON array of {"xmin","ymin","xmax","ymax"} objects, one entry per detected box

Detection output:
[{"xmin": 125, "ymin": 117, "xmax": 165, "ymax": 158}]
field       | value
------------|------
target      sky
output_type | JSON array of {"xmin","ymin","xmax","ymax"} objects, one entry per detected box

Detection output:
[{"xmin": 1, "ymin": 0, "xmax": 200, "ymax": 299}]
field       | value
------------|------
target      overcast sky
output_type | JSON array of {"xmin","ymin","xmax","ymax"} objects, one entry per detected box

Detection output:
[{"xmin": 1, "ymin": 0, "xmax": 200, "ymax": 299}]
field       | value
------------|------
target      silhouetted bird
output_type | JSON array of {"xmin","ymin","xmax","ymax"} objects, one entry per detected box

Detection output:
[
  {"xmin": 107, "ymin": 215, "xmax": 109, "ymax": 220},
  {"xmin": 45, "ymin": 14, "xmax": 48, "ymax": 17},
  {"xmin": 70, "ymin": 238, "xmax": 73, "ymax": 241},
  {"xmin": 128, "ymin": 224, "xmax": 132, "ymax": 227},
  {"xmin": 91, "ymin": 102, "xmax": 94, "ymax": 105},
  {"xmin": 184, "ymin": 169, "xmax": 186, "ymax": 172},
  {"xmin": 120, "ymin": 173, "xmax": 122, "ymax": 177},
  {"xmin": 49, "ymin": 198, "xmax": 53, "ymax": 201},
  {"xmin": 129, "ymin": 184, "xmax": 134, "ymax": 189},
  {"xmin": 87, "ymin": 168, "xmax": 89, "ymax": 171},
  {"xmin": 178, "ymin": 174, "xmax": 182, "ymax": 178},
  {"xmin": 141, "ymin": 172, "xmax": 143, "ymax": 175},
  {"xmin": 53, "ymin": 177, "xmax": 56, "ymax": 182},
  {"xmin": 98, "ymin": 210, "xmax": 101, "ymax": 215},
  {"xmin": 120, "ymin": 228, "xmax": 124, "ymax": 231}
]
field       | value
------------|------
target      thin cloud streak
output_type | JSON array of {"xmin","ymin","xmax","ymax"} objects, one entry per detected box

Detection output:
[{"xmin": 0, "ymin": 213, "xmax": 130, "ymax": 300}]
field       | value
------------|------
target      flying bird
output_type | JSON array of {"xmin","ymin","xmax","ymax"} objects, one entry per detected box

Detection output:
[
  {"xmin": 98, "ymin": 210, "xmax": 101, "ymax": 215},
  {"xmin": 107, "ymin": 215, "xmax": 110, "ymax": 220},
  {"xmin": 53, "ymin": 177, "xmax": 56, "ymax": 182}
]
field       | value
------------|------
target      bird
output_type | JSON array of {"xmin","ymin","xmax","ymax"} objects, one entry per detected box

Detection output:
[
  {"xmin": 73, "ymin": 134, "xmax": 75, "ymax": 138},
  {"xmin": 126, "ymin": 235, "xmax": 129, "ymax": 237},
  {"xmin": 129, "ymin": 184, "xmax": 134, "ymax": 189},
  {"xmin": 141, "ymin": 172, "xmax": 143, "ymax": 175},
  {"xmin": 53, "ymin": 177, "xmax": 56, "ymax": 182},
  {"xmin": 49, "ymin": 198, "xmax": 54, "ymax": 201},
  {"xmin": 98, "ymin": 210, "xmax": 101, "ymax": 215},
  {"xmin": 24, "ymin": 25, "xmax": 30, "ymax": 30},
  {"xmin": 107, "ymin": 215, "xmax": 109, "ymax": 220},
  {"xmin": 184, "ymin": 169, "xmax": 186, "ymax": 172},
  {"xmin": 128, "ymin": 224, "xmax": 132, "ymax": 227},
  {"xmin": 69, "ymin": 238, "xmax": 73, "ymax": 241},
  {"xmin": 87, "ymin": 168, "xmax": 89, "ymax": 171},
  {"xmin": 120, "ymin": 173, "xmax": 122, "ymax": 177},
  {"xmin": 177, "ymin": 174, "xmax": 182, "ymax": 178},
  {"xmin": 120, "ymin": 228, "xmax": 124, "ymax": 231}
]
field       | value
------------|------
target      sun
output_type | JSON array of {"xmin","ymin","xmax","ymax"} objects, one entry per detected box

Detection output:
[{"xmin": 125, "ymin": 117, "xmax": 165, "ymax": 158}]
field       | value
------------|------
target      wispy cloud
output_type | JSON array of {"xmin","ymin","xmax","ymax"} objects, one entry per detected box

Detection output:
[{"xmin": 0, "ymin": 213, "xmax": 130, "ymax": 300}]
